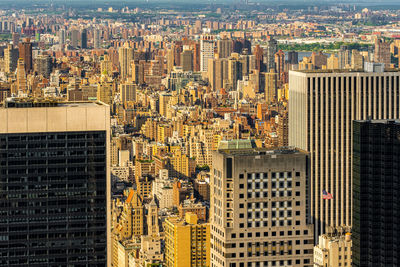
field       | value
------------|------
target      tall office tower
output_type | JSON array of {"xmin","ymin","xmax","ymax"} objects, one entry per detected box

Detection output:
[
  {"xmin": 287, "ymin": 51, "xmax": 299, "ymax": 65},
  {"xmin": 93, "ymin": 29, "xmax": 101, "ymax": 49},
  {"xmin": 180, "ymin": 49, "xmax": 193, "ymax": 71},
  {"xmin": 353, "ymin": 120, "xmax": 400, "ymax": 267},
  {"xmin": 200, "ymin": 36, "xmax": 214, "ymax": 72},
  {"xmin": 118, "ymin": 43, "xmax": 133, "ymax": 79},
  {"xmin": 97, "ymin": 80, "xmax": 114, "ymax": 105},
  {"xmin": 58, "ymin": 28, "xmax": 65, "ymax": 45},
  {"xmin": 12, "ymin": 32, "xmax": 19, "ymax": 47},
  {"xmin": 278, "ymin": 111, "xmax": 289, "ymax": 147},
  {"xmin": 15, "ymin": 58, "xmax": 27, "ymax": 95},
  {"xmin": 34, "ymin": 54, "xmax": 52, "ymax": 78},
  {"xmin": 274, "ymin": 50, "xmax": 285, "ymax": 77},
  {"xmin": 253, "ymin": 45, "xmax": 263, "ymax": 72},
  {"xmin": 166, "ymin": 48, "xmax": 175, "ymax": 73},
  {"xmin": 70, "ymin": 29, "xmax": 80, "ymax": 48},
  {"xmin": 217, "ymin": 39, "xmax": 233, "ymax": 58},
  {"xmin": 208, "ymin": 57, "xmax": 228, "ymax": 91},
  {"xmin": 118, "ymin": 43, "xmax": 134, "ymax": 80},
  {"xmin": 174, "ymin": 42, "xmax": 183, "ymax": 67},
  {"xmin": 263, "ymin": 70, "xmax": 277, "ymax": 103},
  {"xmin": 211, "ymin": 141, "xmax": 314, "ymax": 267},
  {"xmin": 80, "ymin": 28, "xmax": 88, "ymax": 49},
  {"xmin": 227, "ymin": 56, "xmax": 243, "ymax": 91},
  {"xmin": 4, "ymin": 44, "xmax": 18, "ymax": 73},
  {"xmin": 119, "ymin": 82, "xmax": 136, "ymax": 106},
  {"xmin": 263, "ymin": 37, "xmax": 277, "ymax": 72},
  {"xmin": 164, "ymin": 213, "xmax": 210, "ymax": 267},
  {"xmin": 192, "ymin": 42, "xmax": 200, "ymax": 72},
  {"xmin": 374, "ymin": 38, "xmax": 391, "ymax": 67},
  {"xmin": 18, "ymin": 38, "xmax": 32, "ymax": 73},
  {"xmin": 159, "ymin": 92, "xmax": 172, "ymax": 118},
  {"xmin": 351, "ymin": 50, "xmax": 364, "ymax": 69},
  {"xmin": 0, "ymin": 99, "xmax": 110, "ymax": 266},
  {"xmin": 338, "ymin": 46, "xmax": 351, "ymax": 69},
  {"xmin": 289, "ymin": 68, "xmax": 400, "ymax": 241}
]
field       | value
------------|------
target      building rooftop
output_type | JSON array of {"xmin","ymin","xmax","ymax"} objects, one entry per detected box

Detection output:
[
  {"xmin": 291, "ymin": 68, "xmax": 400, "ymax": 74},
  {"xmin": 354, "ymin": 119, "xmax": 400, "ymax": 124},
  {"xmin": 2, "ymin": 97, "xmax": 105, "ymax": 108},
  {"xmin": 218, "ymin": 142, "xmax": 305, "ymax": 156}
]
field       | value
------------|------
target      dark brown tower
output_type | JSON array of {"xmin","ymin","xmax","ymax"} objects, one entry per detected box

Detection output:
[{"xmin": 18, "ymin": 38, "xmax": 32, "ymax": 73}]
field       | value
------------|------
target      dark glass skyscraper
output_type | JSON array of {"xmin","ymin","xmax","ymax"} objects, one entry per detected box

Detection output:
[
  {"xmin": 80, "ymin": 29, "xmax": 87, "ymax": 49},
  {"xmin": 0, "ymin": 100, "xmax": 111, "ymax": 266},
  {"xmin": 353, "ymin": 120, "xmax": 400, "ymax": 267}
]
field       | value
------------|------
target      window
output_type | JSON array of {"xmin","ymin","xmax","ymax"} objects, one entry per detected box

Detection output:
[
  {"xmin": 304, "ymin": 230, "xmax": 308, "ymax": 235},
  {"xmin": 296, "ymin": 211, "xmax": 300, "ymax": 216},
  {"xmin": 295, "ymin": 201, "xmax": 300, "ymax": 206},
  {"xmin": 272, "ymin": 232, "xmax": 276, "ymax": 236},
  {"xmin": 239, "ymin": 204, "xmax": 244, "ymax": 208},
  {"xmin": 280, "ymin": 231, "xmax": 284, "ymax": 236},
  {"xmin": 296, "ymin": 191, "xmax": 300, "ymax": 196},
  {"xmin": 239, "ymin": 213, "xmax": 244, "ymax": 218},
  {"xmin": 296, "ymin": 182, "xmax": 300, "ymax": 186},
  {"xmin": 239, "ymin": 174, "xmax": 244, "ymax": 179},
  {"xmin": 239, "ymin": 223, "xmax": 244, "ymax": 228},
  {"xmin": 231, "ymin": 233, "xmax": 236, "ymax": 238},
  {"xmin": 239, "ymin": 184, "xmax": 244, "ymax": 189},
  {"xmin": 296, "ymin": 172, "xmax": 300, "ymax": 177},
  {"xmin": 248, "ymin": 233, "xmax": 252, "ymax": 238},
  {"xmin": 239, "ymin": 194, "xmax": 244, "ymax": 199}
]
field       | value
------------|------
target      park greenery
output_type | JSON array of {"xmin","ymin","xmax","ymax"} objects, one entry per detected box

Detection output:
[{"xmin": 278, "ymin": 42, "xmax": 372, "ymax": 52}]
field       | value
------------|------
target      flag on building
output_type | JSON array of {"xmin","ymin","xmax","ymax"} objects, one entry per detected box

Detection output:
[{"xmin": 322, "ymin": 190, "xmax": 333, "ymax": 199}]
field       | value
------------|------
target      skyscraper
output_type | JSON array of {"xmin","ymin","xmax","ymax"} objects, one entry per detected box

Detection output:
[
  {"xmin": 119, "ymin": 82, "xmax": 136, "ymax": 106},
  {"xmin": 200, "ymin": 36, "xmax": 214, "ymax": 72},
  {"xmin": 289, "ymin": 68, "xmax": 400, "ymax": 240},
  {"xmin": 0, "ymin": 99, "xmax": 111, "ymax": 266},
  {"xmin": 18, "ymin": 38, "xmax": 32, "ymax": 73},
  {"xmin": 4, "ymin": 44, "xmax": 18, "ymax": 73},
  {"xmin": 93, "ymin": 29, "xmax": 101, "ymax": 49},
  {"xmin": 34, "ymin": 54, "xmax": 52, "ymax": 78},
  {"xmin": 180, "ymin": 49, "xmax": 193, "ymax": 71},
  {"xmin": 210, "ymin": 140, "xmax": 314, "ymax": 267},
  {"xmin": 80, "ymin": 28, "xmax": 88, "ymax": 49},
  {"xmin": 70, "ymin": 29, "xmax": 80, "ymax": 48},
  {"xmin": 217, "ymin": 38, "xmax": 233, "ymax": 59},
  {"xmin": 263, "ymin": 37, "xmax": 277, "ymax": 72},
  {"xmin": 164, "ymin": 213, "xmax": 210, "ymax": 267},
  {"xmin": 58, "ymin": 28, "xmax": 66, "ymax": 46},
  {"xmin": 374, "ymin": 38, "xmax": 391, "ymax": 68},
  {"xmin": 119, "ymin": 43, "xmax": 134, "ymax": 80},
  {"xmin": 15, "ymin": 58, "xmax": 27, "ymax": 95},
  {"xmin": 353, "ymin": 120, "xmax": 400, "ymax": 267}
]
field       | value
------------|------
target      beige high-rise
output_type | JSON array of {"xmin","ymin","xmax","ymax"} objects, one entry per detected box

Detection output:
[
  {"xmin": 211, "ymin": 141, "xmax": 314, "ymax": 267},
  {"xmin": 119, "ymin": 43, "xmax": 134, "ymax": 79},
  {"xmin": 289, "ymin": 69, "xmax": 400, "ymax": 240}
]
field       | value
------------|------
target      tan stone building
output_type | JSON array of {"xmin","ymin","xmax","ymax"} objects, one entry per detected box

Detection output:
[
  {"xmin": 211, "ymin": 141, "xmax": 314, "ymax": 267},
  {"xmin": 314, "ymin": 228, "xmax": 352, "ymax": 267}
]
